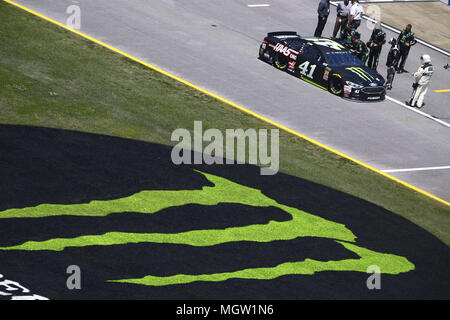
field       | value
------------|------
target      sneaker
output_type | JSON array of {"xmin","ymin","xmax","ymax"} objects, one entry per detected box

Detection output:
[{"xmin": 405, "ymin": 101, "xmax": 411, "ymax": 106}]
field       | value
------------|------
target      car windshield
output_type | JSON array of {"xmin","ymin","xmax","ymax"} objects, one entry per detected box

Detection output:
[{"xmin": 325, "ymin": 51, "xmax": 363, "ymax": 66}]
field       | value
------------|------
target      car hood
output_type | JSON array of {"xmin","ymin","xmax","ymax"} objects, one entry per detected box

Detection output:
[{"xmin": 332, "ymin": 65, "xmax": 385, "ymax": 87}]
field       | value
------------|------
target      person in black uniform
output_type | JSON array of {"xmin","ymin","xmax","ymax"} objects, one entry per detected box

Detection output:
[
  {"xmin": 396, "ymin": 24, "xmax": 417, "ymax": 73},
  {"xmin": 314, "ymin": 0, "xmax": 330, "ymax": 37},
  {"xmin": 366, "ymin": 23, "xmax": 386, "ymax": 70},
  {"xmin": 349, "ymin": 32, "xmax": 368, "ymax": 63},
  {"xmin": 385, "ymin": 38, "xmax": 400, "ymax": 90},
  {"xmin": 339, "ymin": 23, "xmax": 354, "ymax": 45}
]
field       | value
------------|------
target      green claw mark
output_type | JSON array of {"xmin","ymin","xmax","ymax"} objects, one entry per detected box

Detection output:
[
  {"xmin": 346, "ymin": 67, "xmax": 374, "ymax": 81},
  {"xmin": 0, "ymin": 171, "xmax": 356, "ymax": 251},
  {"xmin": 109, "ymin": 241, "xmax": 414, "ymax": 286},
  {"xmin": 0, "ymin": 171, "xmax": 276, "ymax": 219},
  {"xmin": 0, "ymin": 171, "xmax": 415, "ymax": 285}
]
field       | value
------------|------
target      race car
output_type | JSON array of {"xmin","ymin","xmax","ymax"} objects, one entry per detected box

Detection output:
[{"xmin": 259, "ymin": 31, "xmax": 386, "ymax": 101}]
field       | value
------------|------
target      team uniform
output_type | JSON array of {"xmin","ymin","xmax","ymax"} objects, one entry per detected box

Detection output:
[
  {"xmin": 385, "ymin": 41, "xmax": 400, "ymax": 90},
  {"xmin": 350, "ymin": 40, "xmax": 368, "ymax": 63},
  {"xmin": 407, "ymin": 57, "xmax": 433, "ymax": 108},
  {"xmin": 366, "ymin": 28, "xmax": 386, "ymax": 70},
  {"xmin": 397, "ymin": 29, "xmax": 416, "ymax": 72},
  {"xmin": 340, "ymin": 24, "xmax": 354, "ymax": 45}
]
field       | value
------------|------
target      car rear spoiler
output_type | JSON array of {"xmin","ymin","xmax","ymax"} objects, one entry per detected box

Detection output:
[{"xmin": 267, "ymin": 31, "xmax": 298, "ymax": 38}]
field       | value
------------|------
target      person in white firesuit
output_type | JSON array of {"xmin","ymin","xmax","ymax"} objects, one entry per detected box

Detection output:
[{"xmin": 406, "ymin": 54, "xmax": 433, "ymax": 109}]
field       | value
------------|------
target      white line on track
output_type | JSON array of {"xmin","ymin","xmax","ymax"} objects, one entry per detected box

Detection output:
[
  {"xmin": 247, "ymin": 4, "xmax": 271, "ymax": 8},
  {"xmin": 386, "ymin": 96, "xmax": 450, "ymax": 128},
  {"xmin": 382, "ymin": 165, "xmax": 450, "ymax": 173}
]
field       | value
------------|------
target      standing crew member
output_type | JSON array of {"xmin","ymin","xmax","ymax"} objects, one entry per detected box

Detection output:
[
  {"xmin": 385, "ymin": 38, "xmax": 400, "ymax": 90},
  {"xmin": 314, "ymin": 0, "xmax": 330, "ymax": 37},
  {"xmin": 332, "ymin": 0, "xmax": 352, "ymax": 39},
  {"xmin": 406, "ymin": 55, "xmax": 433, "ymax": 108},
  {"xmin": 397, "ymin": 24, "xmax": 417, "ymax": 73},
  {"xmin": 366, "ymin": 23, "xmax": 386, "ymax": 70},
  {"xmin": 349, "ymin": 31, "xmax": 368, "ymax": 63},
  {"xmin": 348, "ymin": 0, "xmax": 364, "ymax": 30}
]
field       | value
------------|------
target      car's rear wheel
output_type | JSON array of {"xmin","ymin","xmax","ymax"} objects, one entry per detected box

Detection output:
[
  {"xmin": 328, "ymin": 75, "xmax": 343, "ymax": 96},
  {"xmin": 274, "ymin": 53, "xmax": 288, "ymax": 70},
  {"xmin": 259, "ymin": 45, "xmax": 265, "ymax": 59}
]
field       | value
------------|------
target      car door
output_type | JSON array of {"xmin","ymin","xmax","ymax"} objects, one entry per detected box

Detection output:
[{"xmin": 295, "ymin": 44, "xmax": 327, "ymax": 88}]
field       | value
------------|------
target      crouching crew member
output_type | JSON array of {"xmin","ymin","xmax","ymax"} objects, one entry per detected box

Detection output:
[{"xmin": 349, "ymin": 32, "xmax": 368, "ymax": 63}]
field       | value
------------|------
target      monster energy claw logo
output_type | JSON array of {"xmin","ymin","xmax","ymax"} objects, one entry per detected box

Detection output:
[
  {"xmin": 346, "ymin": 67, "xmax": 374, "ymax": 82},
  {"xmin": 0, "ymin": 171, "xmax": 414, "ymax": 287},
  {"xmin": 307, "ymin": 39, "xmax": 346, "ymax": 51}
]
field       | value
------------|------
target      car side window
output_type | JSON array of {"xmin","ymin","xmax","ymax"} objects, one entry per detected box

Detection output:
[
  {"xmin": 303, "ymin": 45, "xmax": 321, "ymax": 61},
  {"xmin": 288, "ymin": 39, "xmax": 304, "ymax": 51}
]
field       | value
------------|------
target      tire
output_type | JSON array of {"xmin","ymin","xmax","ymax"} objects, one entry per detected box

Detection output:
[
  {"xmin": 259, "ymin": 45, "xmax": 265, "ymax": 59},
  {"xmin": 328, "ymin": 75, "xmax": 343, "ymax": 96},
  {"xmin": 274, "ymin": 53, "xmax": 288, "ymax": 70}
]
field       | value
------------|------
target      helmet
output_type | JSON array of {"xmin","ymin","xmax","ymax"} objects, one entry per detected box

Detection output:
[
  {"xmin": 352, "ymin": 31, "xmax": 360, "ymax": 40},
  {"xmin": 343, "ymin": 24, "xmax": 354, "ymax": 34},
  {"xmin": 388, "ymin": 37, "xmax": 396, "ymax": 45},
  {"xmin": 420, "ymin": 54, "xmax": 431, "ymax": 64}
]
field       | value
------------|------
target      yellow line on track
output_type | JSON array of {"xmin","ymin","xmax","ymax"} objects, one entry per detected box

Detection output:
[
  {"xmin": 435, "ymin": 89, "xmax": 450, "ymax": 93},
  {"xmin": 4, "ymin": 0, "xmax": 449, "ymax": 207}
]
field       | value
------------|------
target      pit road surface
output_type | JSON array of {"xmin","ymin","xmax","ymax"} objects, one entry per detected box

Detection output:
[{"xmin": 8, "ymin": 0, "xmax": 450, "ymax": 201}]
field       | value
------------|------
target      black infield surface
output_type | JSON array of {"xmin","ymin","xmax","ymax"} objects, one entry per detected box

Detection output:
[{"xmin": 0, "ymin": 124, "xmax": 449, "ymax": 299}]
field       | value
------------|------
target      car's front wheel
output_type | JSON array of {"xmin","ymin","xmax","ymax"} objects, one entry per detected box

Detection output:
[{"xmin": 328, "ymin": 75, "xmax": 343, "ymax": 96}]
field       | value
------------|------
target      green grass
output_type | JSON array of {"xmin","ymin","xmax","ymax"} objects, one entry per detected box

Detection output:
[{"xmin": 0, "ymin": 2, "xmax": 449, "ymax": 245}]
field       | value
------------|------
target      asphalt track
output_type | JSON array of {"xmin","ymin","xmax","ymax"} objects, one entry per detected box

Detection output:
[
  {"xmin": 8, "ymin": 0, "xmax": 449, "ymax": 202},
  {"xmin": 0, "ymin": 124, "xmax": 449, "ymax": 299}
]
